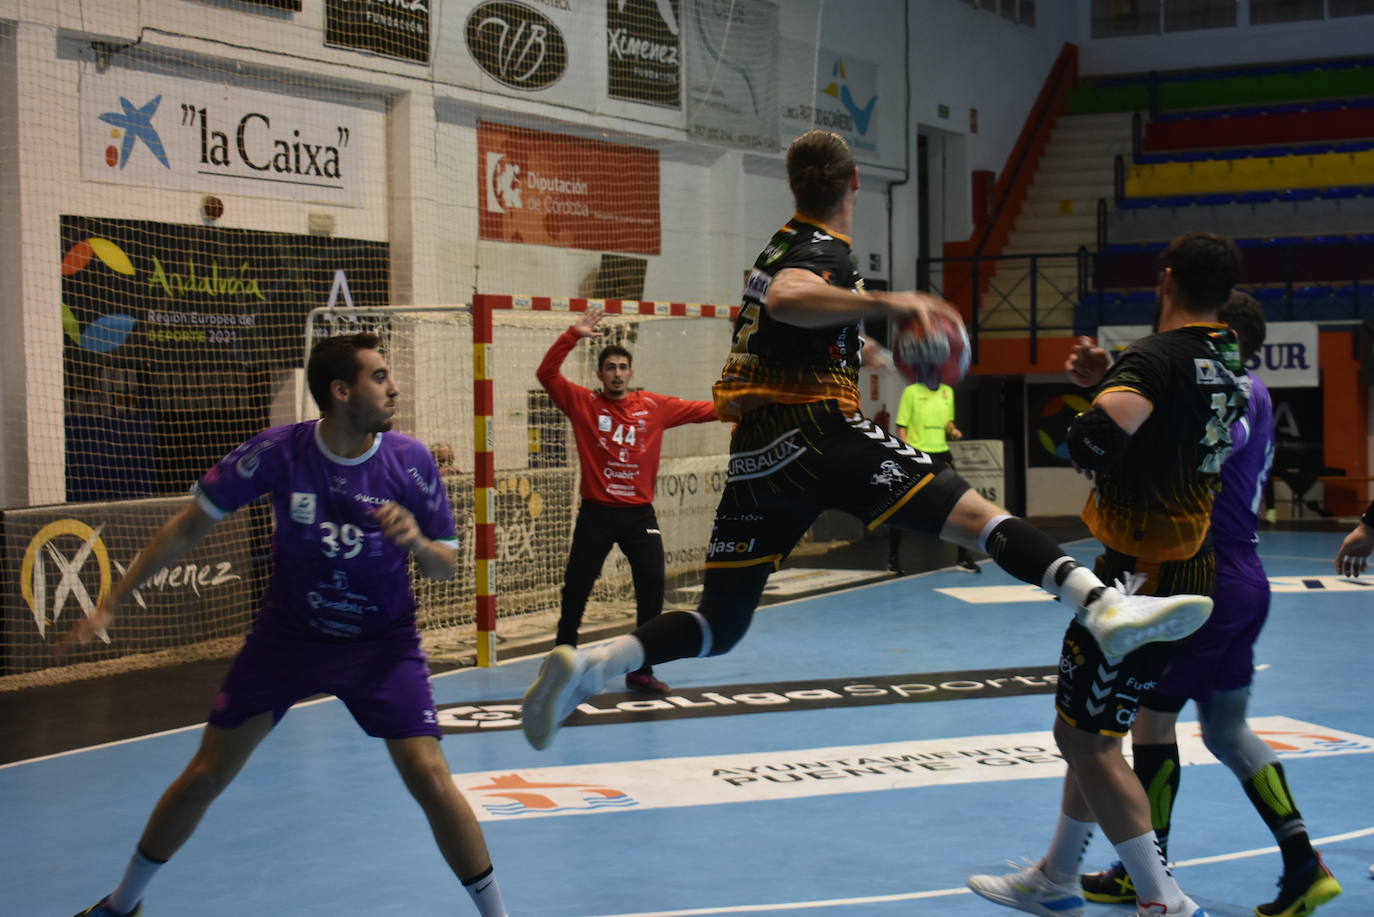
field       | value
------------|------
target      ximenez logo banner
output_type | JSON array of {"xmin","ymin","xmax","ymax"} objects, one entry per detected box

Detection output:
[{"xmin": 478, "ymin": 121, "xmax": 661, "ymax": 254}]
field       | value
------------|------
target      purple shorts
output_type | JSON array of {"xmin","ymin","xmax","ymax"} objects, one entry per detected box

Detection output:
[
  {"xmin": 208, "ymin": 627, "xmax": 440, "ymax": 739},
  {"xmin": 1153, "ymin": 549, "xmax": 1270, "ymax": 704}
]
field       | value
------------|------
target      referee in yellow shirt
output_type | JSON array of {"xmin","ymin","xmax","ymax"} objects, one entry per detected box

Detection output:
[{"xmin": 893, "ymin": 381, "xmax": 980, "ymax": 573}]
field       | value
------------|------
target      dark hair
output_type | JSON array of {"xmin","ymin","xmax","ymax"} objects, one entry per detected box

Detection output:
[
  {"xmin": 1219, "ymin": 290, "xmax": 1266, "ymax": 363},
  {"xmin": 786, "ymin": 130, "xmax": 854, "ymax": 218},
  {"xmin": 597, "ymin": 344, "xmax": 632, "ymax": 371},
  {"xmin": 1160, "ymin": 231, "xmax": 1242, "ymax": 313},
  {"xmin": 307, "ymin": 332, "xmax": 381, "ymax": 413}
]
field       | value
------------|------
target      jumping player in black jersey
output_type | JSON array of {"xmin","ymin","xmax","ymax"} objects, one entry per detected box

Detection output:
[
  {"xmin": 520, "ymin": 130, "xmax": 1214, "ymax": 846},
  {"xmin": 969, "ymin": 232, "xmax": 1250, "ymax": 917}
]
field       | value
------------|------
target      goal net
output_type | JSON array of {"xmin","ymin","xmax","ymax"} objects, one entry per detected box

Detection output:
[
  {"xmin": 1, "ymin": 2, "xmax": 844, "ymax": 685},
  {"xmin": 304, "ymin": 299, "xmax": 733, "ymax": 667}
]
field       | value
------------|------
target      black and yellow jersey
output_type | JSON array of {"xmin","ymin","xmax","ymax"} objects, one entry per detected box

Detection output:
[
  {"xmin": 1082, "ymin": 322, "xmax": 1250, "ymax": 561},
  {"xmin": 712, "ymin": 215, "xmax": 865, "ymax": 420}
]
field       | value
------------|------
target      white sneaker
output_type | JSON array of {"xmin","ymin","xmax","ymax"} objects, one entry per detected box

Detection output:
[
  {"xmin": 967, "ymin": 862, "xmax": 1085, "ymax": 917},
  {"xmin": 1136, "ymin": 894, "xmax": 1207, "ymax": 917},
  {"xmin": 1079, "ymin": 588, "xmax": 1212, "ymax": 658},
  {"xmin": 521, "ymin": 645, "xmax": 593, "ymax": 750}
]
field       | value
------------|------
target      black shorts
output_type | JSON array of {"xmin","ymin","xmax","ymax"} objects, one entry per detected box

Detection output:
[
  {"xmin": 1054, "ymin": 545, "xmax": 1216, "ymax": 736},
  {"xmin": 705, "ymin": 401, "xmax": 970, "ymax": 570}
]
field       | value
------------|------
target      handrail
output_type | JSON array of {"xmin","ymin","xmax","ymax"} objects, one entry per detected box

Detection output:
[{"xmin": 975, "ymin": 43, "xmax": 1080, "ymax": 257}]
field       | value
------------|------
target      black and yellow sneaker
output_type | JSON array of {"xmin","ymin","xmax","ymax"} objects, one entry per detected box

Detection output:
[
  {"xmin": 73, "ymin": 897, "xmax": 142, "ymax": 917},
  {"xmin": 1255, "ymin": 853, "xmax": 1342, "ymax": 917},
  {"xmin": 1081, "ymin": 860, "xmax": 1136, "ymax": 903}
]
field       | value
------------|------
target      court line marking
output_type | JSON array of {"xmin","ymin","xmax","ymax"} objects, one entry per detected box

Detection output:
[
  {"xmin": 0, "ymin": 535, "xmax": 1343, "ymax": 771},
  {"xmin": 578, "ymin": 827, "xmax": 1374, "ymax": 916},
  {"xmin": 0, "ymin": 566, "xmax": 954, "ymax": 770}
]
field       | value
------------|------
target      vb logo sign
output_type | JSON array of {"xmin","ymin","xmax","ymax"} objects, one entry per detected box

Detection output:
[{"xmin": 20, "ymin": 519, "xmax": 113, "ymax": 642}]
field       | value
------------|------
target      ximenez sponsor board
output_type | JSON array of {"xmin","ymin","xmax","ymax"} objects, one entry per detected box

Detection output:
[
  {"xmin": 452, "ymin": 716, "xmax": 1373, "ymax": 820},
  {"xmin": 1, "ymin": 497, "xmax": 262, "ymax": 675},
  {"xmin": 437, "ymin": 665, "xmax": 1061, "ymax": 734}
]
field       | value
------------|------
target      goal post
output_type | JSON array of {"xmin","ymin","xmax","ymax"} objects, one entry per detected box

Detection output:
[{"xmin": 470, "ymin": 294, "xmax": 737, "ymax": 665}]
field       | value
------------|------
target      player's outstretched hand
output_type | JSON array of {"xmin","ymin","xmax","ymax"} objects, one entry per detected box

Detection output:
[
  {"xmin": 882, "ymin": 292, "xmax": 963, "ymax": 337},
  {"xmin": 1335, "ymin": 521, "xmax": 1373, "ymax": 578},
  {"xmin": 54, "ymin": 594, "xmax": 114, "ymax": 656},
  {"xmin": 573, "ymin": 307, "xmax": 606, "ymax": 339},
  {"xmin": 374, "ymin": 501, "xmax": 421, "ymax": 551},
  {"xmin": 1066, "ymin": 336, "xmax": 1109, "ymax": 388},
  {"xmin": 1066, "ymin": 336, "xmax": 1110, "ymax": 387}
]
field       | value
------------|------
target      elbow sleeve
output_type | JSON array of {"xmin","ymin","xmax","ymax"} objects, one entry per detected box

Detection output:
[{"xmin": 1066, "ymin": 406, "xmax": 1131, "ymax": 470}]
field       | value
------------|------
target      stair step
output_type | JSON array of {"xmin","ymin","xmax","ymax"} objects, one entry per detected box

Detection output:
[
  {"xmin": 1033, "ymin": 167, "xmax": 1115, "ymax": 185},
  {"xmin": 1021, "ymin": 200, "xmax": 1099, "ymax": 217},
  {"xmin": 1014, "ymin": 215, "xmax": 1098, "ymax": 234}
]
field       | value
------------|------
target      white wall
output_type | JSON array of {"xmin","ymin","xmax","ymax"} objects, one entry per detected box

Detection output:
[
  {"xmin": 910, "ymin": 0, "xmax": 1078, "ymax": 178},
  {"xmin": 1073, "ymin": 0, "xmax": 1374, "ymax": 75},
  {"xmin": 0, "ymin": 22, "xmax": 21, "ymax": 504}
]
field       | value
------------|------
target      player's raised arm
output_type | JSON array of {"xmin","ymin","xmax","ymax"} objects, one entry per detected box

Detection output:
[
  {"xmin": 766, "ymin": 270, "xmax": 957, "ymax": 333},
  {"xmin": 536, "ymin": 308, "xmax": 605, "ymax": 406},
  {"xmin": 58, "ymin": 501, "xmax": 219, "ymax": 652}
]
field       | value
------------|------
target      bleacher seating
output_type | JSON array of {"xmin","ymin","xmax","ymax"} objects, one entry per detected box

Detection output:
[
  {"xmin": 1074, "ymin": 56, "xmax": 1374, "ymax": 334},
  {"xmin": 1079, "ymin": 233, "xmax": 1374, "ymax": 332},
  {"xmin": 1144, "ymin": 98, "xmax": 1374, "ymax": 151}
]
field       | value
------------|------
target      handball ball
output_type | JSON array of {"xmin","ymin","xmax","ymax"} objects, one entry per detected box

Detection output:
[{"xmin": 892, "ymin": 312, "xmax": 971, "ymax": 389}]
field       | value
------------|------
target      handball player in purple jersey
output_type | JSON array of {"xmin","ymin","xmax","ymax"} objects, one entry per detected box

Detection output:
[
  {"xmin": 1078, "ymin": 294, "xmax": 1341, "ymax": 917},
  {"xmin": 65, "ymin": 333, "xmax": 508, "ymax": 917}
]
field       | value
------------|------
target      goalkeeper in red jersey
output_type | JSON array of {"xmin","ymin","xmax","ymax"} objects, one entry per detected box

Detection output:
[{"xmin": 537, "ymin": 307, "xmax": 718, "ymax": 693}]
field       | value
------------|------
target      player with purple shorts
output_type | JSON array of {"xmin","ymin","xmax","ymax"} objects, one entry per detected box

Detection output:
[
  {"xmin": 1080, "ymin": 294, "xmax": 1342, "ymax": 917},
  {"xmin": 67, "ymin": 333, "xmax": 508, "ymax": 917}
]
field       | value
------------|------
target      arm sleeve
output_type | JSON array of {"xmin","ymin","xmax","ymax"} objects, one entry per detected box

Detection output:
[
  {"xmin": 1229, "ymin": 398, "xmax": 1255, "ymax": 455},
  {"xmin": 536, "ymin": 327, "xmax": 589, "ymax": 413},
  {"xmin": 1093, "ymin": 345, "xmax": 1166, "ymax": 410},
  {"xmin": 784, "ymin": 240, "xmax": 849, "ymax": 281},
  {"xmin": 194, "ymin": 429, "xmax": 286, "ymax": 520},
  {"xmin": 408, "ymin": 448, "xmax": 459, "ymax": 547},
  {"xmin": 663, "ymin": 396, "xmax": 720, "ymax": 427}
]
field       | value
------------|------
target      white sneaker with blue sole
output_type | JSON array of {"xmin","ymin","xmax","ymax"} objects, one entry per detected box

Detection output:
[{"xmin": 967, "ymin": 862, "xmax": 1085, "ymax": 917}]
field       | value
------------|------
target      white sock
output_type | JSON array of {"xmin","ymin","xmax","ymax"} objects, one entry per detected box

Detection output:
[
  {"xmin": 1059, "ymin": 564, "xmax": 1108, "ymax": 614},
  {"xmin": 462, "ymin": 865, "xmax": 508, "ymax": 916},
  {"xmin": 108, "ymin": 845, "xmax": 165, "ymax": 914},
  {"xmin": 1042, "ymin": 815, "xmax": 1096, "ymax": 885},
  {"xmin": 1114, "ymin": 831, "xmax": 1183, "ymax": 909},
  {"xmin": 585, "ymin": 635, "xmax": 644, "ymax": 690}
]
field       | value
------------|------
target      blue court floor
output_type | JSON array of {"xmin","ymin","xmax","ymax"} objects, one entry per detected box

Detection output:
[{"xmin": 4, "ymin": 531, "xmax": 1371, "ymax": 916}]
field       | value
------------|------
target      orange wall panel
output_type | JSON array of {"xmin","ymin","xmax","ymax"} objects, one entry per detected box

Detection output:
[{"xmin": 1319, "ymin": 329, "xmax": 1370, "ymax": 515}]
